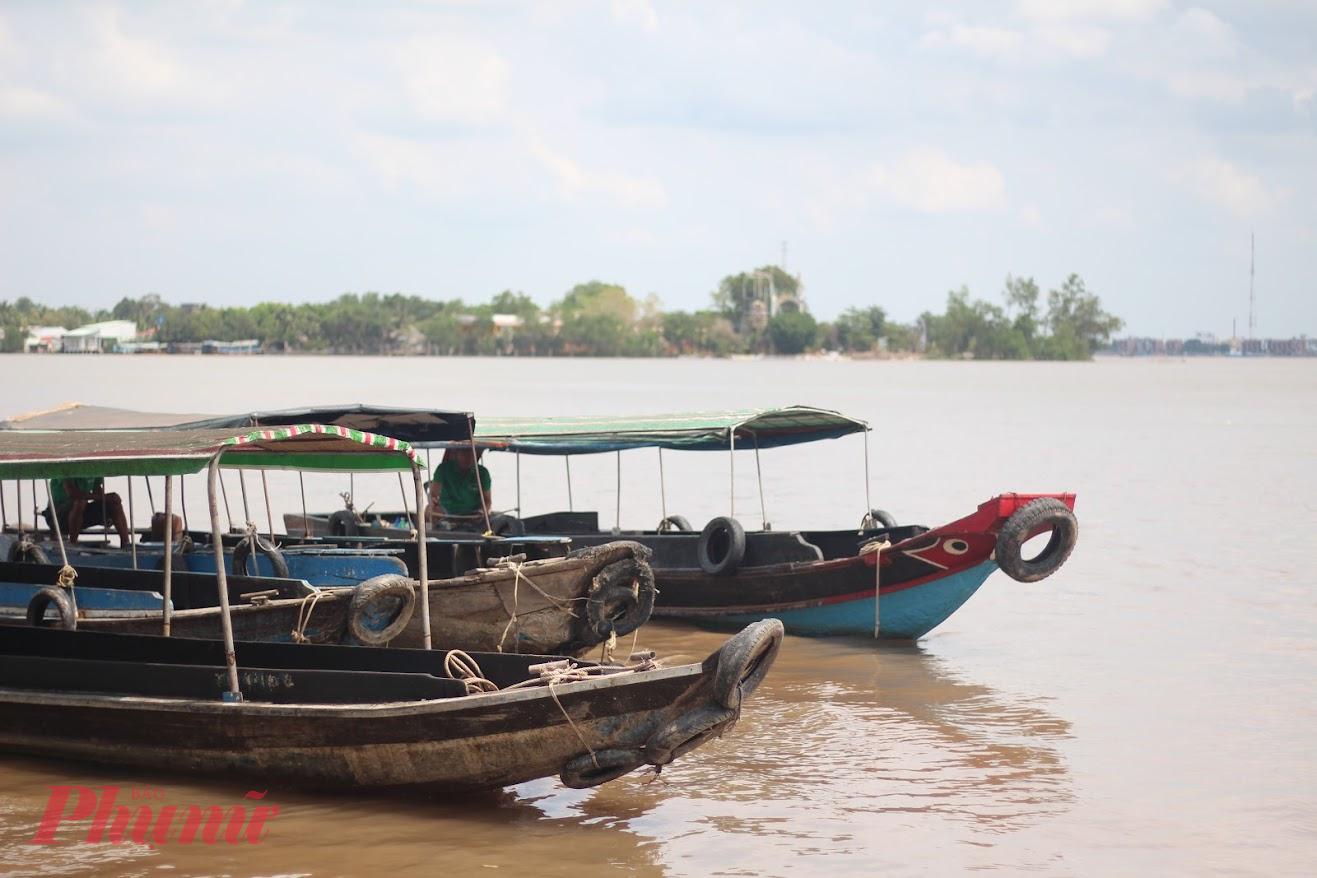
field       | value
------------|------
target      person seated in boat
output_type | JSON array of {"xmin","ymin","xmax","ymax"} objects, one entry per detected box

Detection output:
[
  {"xmin": 426, "ymin": 447, "xmax": 491, "ymax": 531},
  {"xmin": 43, "ymin": 476, "xmax": 132, "ymax": 547}
]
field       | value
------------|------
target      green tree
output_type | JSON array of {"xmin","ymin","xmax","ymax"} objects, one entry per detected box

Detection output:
[
  {"xmin": 835, "ymin": 306, "xmax": 887, "ymax": 352},
  {"xmin": 1041, "ymin": 274, "xmax": 1125, "ymax": 359},
  {"xmin": 767, "ymin": 311, "xmax": 818, "ymax": 355}
]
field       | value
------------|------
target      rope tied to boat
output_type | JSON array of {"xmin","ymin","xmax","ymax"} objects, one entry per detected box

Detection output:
[
  {"xmin": 443, "ymin": 649, "xmax": 498, "ymax": 694},
  {"xmin": 57, "ymin": 565, "xmax": 77, "ymax": 588},
  {"xmin": 291, "ymin": 588, "xmax": 326, "ymax": 644},
  {"xmin": 495, "ymin": 560, "xmax": 527, "ymax": 652},
  {"xmin": 860, "ymin": 538, "xmax": 891, "ymax": 638}
]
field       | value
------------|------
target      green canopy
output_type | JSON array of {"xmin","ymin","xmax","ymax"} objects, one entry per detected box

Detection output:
[
  {"xmin": 0, "ymin": 424, "xmax": 419, "ymax": 480},
  {"xmin": 469, "ymin": 406, "xmax": 869, "ymax": 455}
]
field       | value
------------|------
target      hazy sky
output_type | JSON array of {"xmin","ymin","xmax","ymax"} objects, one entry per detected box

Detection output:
[{"xmin": 1, "ymin": 1, "xmax": 1313, "ymax": 338}]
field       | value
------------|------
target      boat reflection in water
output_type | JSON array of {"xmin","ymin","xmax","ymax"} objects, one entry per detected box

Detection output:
[{"xmin": 509, "ymin": 622, "xmax": 1073, "ymax": 874}]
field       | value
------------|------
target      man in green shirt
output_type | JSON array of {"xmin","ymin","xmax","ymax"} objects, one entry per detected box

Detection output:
[
  {"xmin": 45, "ymin": 476, "xmax": 132, "ymax": 547},
  {"xmin": 426, "ymin": 447, "xmax": 491, "ymax": 528}
]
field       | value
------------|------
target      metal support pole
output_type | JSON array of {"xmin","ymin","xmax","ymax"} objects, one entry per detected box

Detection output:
[
  {"xmin": 207, "ymin": 457, "xmax": 242, "ymax": 701},
  {"xmin": 752, "ymin": 432, "xmax": 769, "ymax": 531},
  {"xmin": 863, "ymin": 431, "xmax": 873, "ymax": 517},
  {"xmin": 127, "ymin": 477, "xmax": 138, "ymax": 568},
  {"xmin": 658, "ymin": 448, "xmax": 667, "ymax": 521},
  {"xmin": 413, "ymin": 460, "xmax": 432, "ymax": 649},
  {"xmin": 260, "ymin": 471, "xmax": 275, "ymax": 542},
  {"xmin": 565, "ymin": 457, "xmax": 574, "ymax": 512},
  {"xmin": 162, "ymin": 475, "xmax": 175, "ymax": 636},
  {"xmin": 729, "ymin": 435, "xmax": 736, "ymax": 520}
]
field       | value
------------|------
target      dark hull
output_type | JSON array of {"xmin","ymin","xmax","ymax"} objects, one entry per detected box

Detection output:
[
  {"xmin": 517, "ymin": 494, "xmax": 1078, "ymax": 639},
  {"xmin": 1, "ymin": 540, "xmax": 657, "ymax": 655},
  {"xmin": 0, "ymin": 620, "xmax": 782, "ymax": 790}
]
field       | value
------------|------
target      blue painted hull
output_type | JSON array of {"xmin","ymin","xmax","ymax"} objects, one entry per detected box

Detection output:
[
  {"xmin": 656, "ymin": 561, "xmax": 999, "ymax": 640},
  {"xmin": 57, "ymin": 547, "xmax": 407, "ymax": 586},
  {"xmin": 0, "ymin": 582, "xmax": 166, "ymax": 614}
]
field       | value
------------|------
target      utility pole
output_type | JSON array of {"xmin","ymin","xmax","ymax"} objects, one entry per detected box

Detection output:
[{"xmin": 1249, "ymin": 233, "xmax": 1256, "ymax": 340}]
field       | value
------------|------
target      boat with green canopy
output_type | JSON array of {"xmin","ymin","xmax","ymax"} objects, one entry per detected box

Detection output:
[
  {"xmin": 0, "ymin": 424, "xmax": 782, "ymax": 791},
  {"xmin": 454, "ymin": 406, "xmax": 1082, "ymax": 641},
  {"xmin": 0, "ymin": 409, "xmax": 656, "ymax": 655}
]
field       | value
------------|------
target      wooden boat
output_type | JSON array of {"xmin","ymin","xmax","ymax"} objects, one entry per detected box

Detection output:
[
  {"xmin": 0, "ymin": 612, "xmax": 782, "ymax": 790},
  {"xmin": 1, "ymin": 403, "xmax": 571, "ymax": 577},
  {"xmin": 464, "ymin": 408, "xmax": 1080, "ymax": 640},
  {"xmin": 0, "ymin": 411, "xmax": 655, "ymax": 654},
  {"xmin": 0, "ymin": 424, "xmax": 779, "ymax": 791},
  {"xmin": 2, "ymin": 540, "xmax": 656, "ymax": 654}
]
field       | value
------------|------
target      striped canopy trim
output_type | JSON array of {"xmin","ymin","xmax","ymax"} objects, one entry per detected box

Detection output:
[
  {"xmin": 467, "ymin": 406, "xmax": 869, "ymax": 455},
  {"xmin": 0, "ymin": 424, "xmax": 418, "ymax": 480}
]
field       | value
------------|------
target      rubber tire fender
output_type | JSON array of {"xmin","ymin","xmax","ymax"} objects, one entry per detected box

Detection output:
[
  {"xmin": 8, "ymin": 541, "xmax": 51, "ymax": 565},
  {"xmin": 584, "ymin": 557, "xmax": 657, "ymax": 641},
  {"xmin": 713, "ymin": 618, "xmax": 784, "ymax": 710},
  {"xmin": 560, "ymin": 748, "xmax": 648, "ymax": 789},
  {"xmin": 27, "ymin": 586, "xmax": 77, "ymax": 630},
  {"xmin": 861, "ymin": 509, "xmax": 898, "ymax": 531},
  {"xmin": 490, "ymin": 514, "xmax": 526, "ymax": 537},
  {"xmin": 644, "ymin": 704, "xmax": 739, "ymax": 766},
  {"xmin": 994, "ymin": 498, "xmax": 1079, "ymax": 584},
  {"xmin": 347, "ymin": 574, "xmax": 417, "ymax": 646},
  {"xmin": 656, "ymin": 515, "xmax": 692, "ymax": 533},
  {"xmin": 231, "ymin": 534, "xmax": 290, "ymax": 579},
  {"xmin": 327, "ymin": 510, "xmax": 360, "ymax": 537},
  {"xmin": 696, "ymin": 516, "xmax": 746, "ymax": 577}
]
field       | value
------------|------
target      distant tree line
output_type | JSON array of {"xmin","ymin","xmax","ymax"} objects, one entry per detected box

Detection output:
[{"xmin": 0, "ymin": 269, "xmax": 1123, "ymax": 361}]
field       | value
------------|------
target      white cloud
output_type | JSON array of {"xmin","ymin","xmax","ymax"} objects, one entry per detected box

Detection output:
[
  {"xmin": 1089, "ymin": 205, "xmax": 1138, "ymax": 229},
  {"xmin": 85, "ymin": 6, "xmax": 192, "ymax": 103},
  {"xmin": 1169, "ymin": 8, "xmax": 1238, "ymax": 60},
  {"xmin": 0, "ymin": 86, "xmax": 76, "ymax": 121},
  {"xmin": 395, "ymin": 35, "xmax": 508, "ymax": 126},
  {"xmin": 529, "ymin": 142, "xmax": 667, "ymax": 209},
  {"xmin": 918, "ymin": 18, "xmax": 1109, "ymax": 63},
  {"xmin": 1019, "ymin": 204, "xmax": 1046, "ymax": 227},
  {"xmin": 1015, "ymin": 0, "xmax": 1168, "ymax": 24},
  {"xmin": 1170, "ymin": 157, "xmax": 1284, "ymax": 217},
  {"xmin": 918, "ymin": 24, "xmax": 1025, "ymax": 57},
  {"xmin": 866, "ymin": 149, "xmax": 1009, "ymax": 214},
  {"xmin": 611, "ymin": 0, "xmax": 658, "ymax": 33},
  {"xmin": 1034, "ymin": 24, "xmax": 1110, "ymax": 60}
]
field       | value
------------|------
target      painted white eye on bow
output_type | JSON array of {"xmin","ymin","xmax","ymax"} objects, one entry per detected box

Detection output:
[{"xmin": 943, "ymin": 539, "xmax": 969, "ymax": 555}]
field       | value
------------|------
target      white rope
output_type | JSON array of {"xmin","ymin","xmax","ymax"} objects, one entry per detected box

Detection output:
[
  {"xmin": 261, "ymin": 471, "xmax": 275, "ymax": 543},
  {"xmin": 861, "ymin": 538, "xmax": 891, "ymax": 638},
  {"xmin": 496, "ymin": 561, "xmax": 525, "ymax": 653},
  {"xmin": 291, "ymin": 588, "xmax": 327, "ymax": 643},
  {"xmin": 444, "ymin": 649, "xmax": 498, "ymax": 694}
]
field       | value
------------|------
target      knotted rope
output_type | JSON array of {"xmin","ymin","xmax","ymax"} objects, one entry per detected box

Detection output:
[
  {"xmin": 443, "ymin": 649, "xmax": 498, "ymax": 694},
  {"xmin": 291, "ymin": 588, "xmax": 326, "ymax": 644}
]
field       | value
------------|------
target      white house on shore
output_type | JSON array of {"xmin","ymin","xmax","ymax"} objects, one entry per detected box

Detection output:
[
  {"xmin": 23, "ymin": 326, "xmax": 68, "ymax": 352},
  {"xmin": 52, "ymin": 320, "xmax": 139, "ymax": 353}
]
